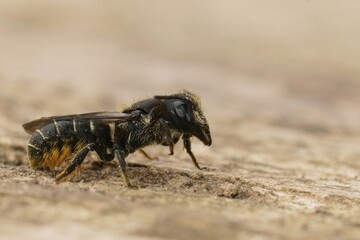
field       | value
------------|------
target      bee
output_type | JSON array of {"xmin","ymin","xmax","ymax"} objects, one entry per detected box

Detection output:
[{"xmin": 23, "ymin": 90, "xmax": 212, "ymax": 187}]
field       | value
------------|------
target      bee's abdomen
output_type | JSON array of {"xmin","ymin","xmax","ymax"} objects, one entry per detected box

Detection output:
[{"xmin": 27, "ymin": 120, "xmax": 90, "ymax": 169}]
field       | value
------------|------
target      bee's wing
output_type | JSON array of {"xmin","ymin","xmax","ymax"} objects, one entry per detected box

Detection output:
[{"xmin": 23, "ymin": 111, "xmax": 131, "ymax": 134}]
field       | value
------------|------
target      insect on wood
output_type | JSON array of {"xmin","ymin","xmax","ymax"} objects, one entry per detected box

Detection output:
[{"xmin": 23, "ymin": 90, "xmax": 212, "ymax": 187}]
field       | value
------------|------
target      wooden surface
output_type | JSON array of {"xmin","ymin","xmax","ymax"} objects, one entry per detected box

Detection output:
[{"xmin": 1, "ymin": 1, "xmax": 360, "ymax": 239}]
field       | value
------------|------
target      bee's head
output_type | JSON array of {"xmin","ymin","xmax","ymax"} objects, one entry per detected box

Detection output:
[{"xmin": 155, "ymin": 90, "xmax": 212, "ymax": 146}]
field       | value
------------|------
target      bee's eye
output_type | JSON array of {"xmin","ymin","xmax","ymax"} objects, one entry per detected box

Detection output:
[{"xmin": 173, "ymin": 100, "xmax": 192, "ymax": 122}]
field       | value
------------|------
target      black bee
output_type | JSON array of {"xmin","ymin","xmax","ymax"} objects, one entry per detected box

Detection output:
[{"xmin": 23, "ymin": 90, "xmax": 212, "ymax": 187}]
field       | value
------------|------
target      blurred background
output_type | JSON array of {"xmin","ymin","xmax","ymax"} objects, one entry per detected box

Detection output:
[
  {"xmin": 1, "ymin": 0, "xmax": 360, "ymax": 138},
  {"xmin": 1, "ymin": 1, "xmax": 360, "ymax": 239}
]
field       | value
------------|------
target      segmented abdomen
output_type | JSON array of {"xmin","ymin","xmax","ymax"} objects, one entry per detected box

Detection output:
[{"xmin": 27, "ymin": 119, "xmax": 93, "ymax": 169}]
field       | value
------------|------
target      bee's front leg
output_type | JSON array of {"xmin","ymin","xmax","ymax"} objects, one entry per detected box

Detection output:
[{"xmin": 183, "ymin": 134, "xmax": 207, "ymax": 170}]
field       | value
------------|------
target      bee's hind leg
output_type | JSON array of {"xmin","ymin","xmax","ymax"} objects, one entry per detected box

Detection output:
[{"xmin": 55, "ymin": 143, "xmax": 95, "ymax": 183}]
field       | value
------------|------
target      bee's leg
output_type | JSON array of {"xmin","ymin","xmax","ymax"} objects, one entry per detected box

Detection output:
[
  {"xmin": 127, "ymin": 162, "xmax": 149, "ymax": 168},
  {"xmin": 158, "ymin": 118, "xmax": 176, "ymax": 156},
  {"xmin": 169, "ymin": 133, "xmax": 181, "ymax": 156},
  {"xmin": 183, "ymin": 134, "xmax": 206, "ymax": 170},
  {"xmin": 138, "ymin": 149, "xmax": 155, "ymax": 160},
  {"xmin": 96, "ymin": 147, "xmax": 146, "ymax": 178},
  {"xmin": 95, "ymin": 147, "xmax": 114, "ymax": 162},
  {"xmin": 55, "ymin": 143, "xmax": 95, "ymax": 183},
  {"xmin": 114, "ymin": 149, "xmax": 131, "ymax": 187},
  {"xmin": 168, "ymin": 144, "xmax": 174, "ymax": 155}
]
